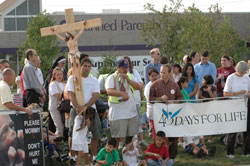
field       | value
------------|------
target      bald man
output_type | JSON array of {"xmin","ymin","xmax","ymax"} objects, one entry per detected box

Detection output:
[{"xmin": 0, "ymin": 68, "xmax": 32, "ymax": 115}]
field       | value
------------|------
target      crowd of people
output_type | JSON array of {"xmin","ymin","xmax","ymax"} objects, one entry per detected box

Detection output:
[{"xmin": 0, "ymin": 38, "xmax": 250, "ymax": 165}]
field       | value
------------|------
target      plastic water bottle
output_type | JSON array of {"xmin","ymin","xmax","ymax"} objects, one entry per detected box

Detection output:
[
  {"xmin": 158, "ymin": 158, "xmax": 163, "ymax": 165},
  {"xmin": 221, "ymin": 77, "xmax": 224, "ymax": 84},
  {"xmin": 133, "ymin": 135, "xmax": 138, "ymax": 146},
  {"xmin": 117, "ymin": 96, "xmax": 123, "ymax": 102},
  {"xmin": 87, "ymin": 132, "xmax": 92, "ymax": 144},
  {"xmin": 221, "ymin": 77, "xmax": 224, "ymax": 87}
]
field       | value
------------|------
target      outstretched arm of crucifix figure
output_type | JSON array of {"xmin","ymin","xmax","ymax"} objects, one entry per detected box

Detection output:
[
  {"xmin": 74, "ymin": 21, "xmax": 86, "ymax": 41},
  {"xmin": 50, "ymin": 28, "xmax": 65, "ymax": 42}
]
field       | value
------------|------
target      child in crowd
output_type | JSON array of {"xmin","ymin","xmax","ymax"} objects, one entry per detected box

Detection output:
[
  {"xmin": 177, "ymin": 76, "xmax": 190, "ymax": 146},
  {"xmin": 122, "ymin": 136, "xmax": 147, "ymax": 166},
  {"xmin": 145, "ymin": 131, "xmax": 174, "ymax": 166},
  {"xmin": 198, "ymin": 74, "xmax": 217, "ymax": 142},
  {"xmin": 198, "ymin": 74, "xmax": 217, "ymax": 102},
  {"xmin": 144, "ymin": 68, "xmax": 159, "ymax": 139},
  {"xmin": 172, "ymin": 63, "xmax": 182, "ymax": 83},
  {"xmin": 141, "ymin": 112, "xmax": 150, "ymax": 133},
  {"xmin": 177, "ymin": 76, "xmax": 190, "ymax": 102},
  {"xmin": 183, "ymin": 136, "xmax": 216, "ymax": 157},
  {"xmin": 72, "ymin": 107, "xmax": 96, "ymax": 166},
  {"xmin": 96, "ymin": 138, "xmax": 120, "ymax": 166},
  {"xmin": 48, "ymin": 67, "xmax": 65, "ymax": 136}
]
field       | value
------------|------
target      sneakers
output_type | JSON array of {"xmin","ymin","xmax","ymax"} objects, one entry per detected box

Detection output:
[
  {"xmin": 226, "ymin": 154, "xmax": 235, "ymax": 159},
  {"xmin": 69, "ymin": 158, "xmax": 76, "ymax": 166},
  {"xmin": 197, "ymin": 149, "xmax": 205, "ymax": 158},
  {"xmin": 243, "ymin": 154, "xmax": 250, "ymax": 157},
  {"xmin": 92, "ymin": 160, "xmax": 97, "ymax": 166},
  {"xmin": 208, "ymin": 146, "xmax": 217, "ymax": 156},
  {"xmin": 178, "ymin": 142, "xmax": 184, "ymax": 148},
  {"xmin": 101, "ymin": 135, "xmax": 108, "ymax": 142},
  {"xmin": 139, "ymin": 140, "xmax": 149, "ymax": 147}
]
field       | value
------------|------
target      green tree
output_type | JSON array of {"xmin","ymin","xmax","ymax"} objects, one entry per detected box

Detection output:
[
  {"xmin": 181, "ymin": 4, "xmax": 248, "ymax": 66},
  {"xmin": 98, "ymin": 51, "xmax": 118, "ymax": 75},
  {"xmin": 17, "ymin": 11, "xmax": 61, "ymax": 77},
  {"xmin": 141, "ymin": 0, "xmax": 185, "ymax": 63},
  {"xmin": 141, "ymin": 0, "xmax": 250, "ymax": 66}
]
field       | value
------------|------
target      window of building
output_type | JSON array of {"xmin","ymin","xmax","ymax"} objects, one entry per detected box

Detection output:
[
  {"xmin": 17, "ymin": 18, "xmax": 28, "ymax": 31},
  {"xmin": 7, "ymin": 9, "xmax": 15, "ymax": 15},
  {"xmin": 3, "ymin": 0, "xmax": 40, "ymax": 31},
  {"xmin": 16, "ymin": 0, "xmax": 28, "ymax": 15},
  {"xmin": 28, "ymin": 0, "xmax": 40, "ymax": 15},
  {"xmin": 4, "ymin": 18, "xmax": 16, "ymax": 31}
]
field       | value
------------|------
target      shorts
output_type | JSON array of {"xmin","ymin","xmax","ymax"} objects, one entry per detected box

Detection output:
[
  {"xmin": 72, "ymin": 143, "xmax": 89, "ymax": 153},
  {"xmin": 185, "ymin": 143, "xmax": 203, "ymax": 154},
  {"xmin": 110, "ymin": 115, "xmax": 139, "ymax": 138},
  {"xmin": 69, "ymin": 108, "xmax": 102, "ymax": 139},
  {"xmin": 88, "ymin": 112, "xmax": 103, "ymax": 139}
]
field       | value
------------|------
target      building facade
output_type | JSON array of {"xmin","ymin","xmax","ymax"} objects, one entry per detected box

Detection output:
[{"xmin": 0, "ymin": 0, "xmax": 249, "ymax": 77}]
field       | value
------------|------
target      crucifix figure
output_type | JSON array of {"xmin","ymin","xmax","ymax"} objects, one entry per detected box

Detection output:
[{"xmin": 40, "ymin": 8, "xmax": 102, "ymax": 129}]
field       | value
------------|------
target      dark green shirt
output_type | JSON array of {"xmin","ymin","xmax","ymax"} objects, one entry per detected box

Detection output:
[{"xmin": 96, "ymin": 147, "xmax": 120, "ymax": 166}]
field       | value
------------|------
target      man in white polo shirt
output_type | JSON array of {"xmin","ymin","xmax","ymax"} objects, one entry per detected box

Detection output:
[{"xmin": 0, "ymin": 68, "xmax": 32, "ymax": 115}]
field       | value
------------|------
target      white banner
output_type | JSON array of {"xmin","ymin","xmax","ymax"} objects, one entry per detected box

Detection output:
[
  {"xmin": 90, "ymin": 55, "xmax": 151, "ymax": 78},
  {"xmin": 153, "ymin": 98, "xmax": 248, "ymax": 137}
]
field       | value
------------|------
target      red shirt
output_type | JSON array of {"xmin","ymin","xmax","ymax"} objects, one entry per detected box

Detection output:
[
  {"xmin": 216, "ymin": 66, "xmax": 235, "ymax": 94},
  {"xmin": 146, "ymin": 143, "xmax": 170, "ymax": 161},
  {"xmin": 20, "ymin": 71, "xmax": 26, "ymax": 95}
]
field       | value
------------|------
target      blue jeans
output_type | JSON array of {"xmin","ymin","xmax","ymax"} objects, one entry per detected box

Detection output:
[{"xmin": 147, "ymin": 159, "xmax": 174, "ymax": 166}]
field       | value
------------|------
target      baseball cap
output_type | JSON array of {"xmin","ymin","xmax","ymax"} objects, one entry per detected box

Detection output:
[{"xmin": 117, "ymin": 59, "xmax": 129, "ymax": 68}]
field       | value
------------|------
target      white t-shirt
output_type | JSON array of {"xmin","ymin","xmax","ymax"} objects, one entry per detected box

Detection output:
[
  {"xmin": 72, "ymin": 115, "xmax": 88, "ymax": 152},
  {"xmin": 105, "ymin": 73, "xmax": 137, "ymax": 121},
  {"xmin": 15, "ymin": 76, "xmax": 22, "ymax": 94},
  {"xmin": 66, "ymin": 75, "xmax": 100, "ymax": 109},
  {"xmin": 131, "ymin": 69, "xmax": 143, "ymax": 104},
  {"xmin": 98, "ymin": 76, "xmax": 105, "ymax": 91},
  {"xmin": 122, "ymin": 147, "xmax": 140, "ymax": 166},
  {"xmin": 48, "ymin": 81, "xmax": 65, "ymax": 111},
  {"xmin": 173, "ymin": 73, "xmax": 182, "ymax": 83},
  {"xmin": 0, "ymin": 70, "xmax": 2, "ymax": 80},
  {"xmin": 183, "ymin": 136, "xmax": 203, "ymax": 147},
  {"xmin": 49, "ymin": 81, "xmax": 65, "ymax": 96},
  {"xmin": 224, "ymin": 73, "xmax": 250, "ymax": 97},
  {"xmin": 36, "ymin": 68, "xmax": 44, "ymax": 85},
  {"xmin": 144, "ymin": 81, "xmax": 153, "ymax": 119}
]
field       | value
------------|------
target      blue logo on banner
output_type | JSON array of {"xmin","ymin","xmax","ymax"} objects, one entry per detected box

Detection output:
[{"xmin": 162, "ymin": 107, "xmax": 183, "ymax": 120}]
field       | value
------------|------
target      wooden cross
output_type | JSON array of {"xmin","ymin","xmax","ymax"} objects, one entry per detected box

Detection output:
[
  {"xmin": 40, "ymin": 8, "xmax": 102, "ymax": 36},
  {"xmin": 40, "ymin": 8, "xmax": 102, "ymax": 109}
]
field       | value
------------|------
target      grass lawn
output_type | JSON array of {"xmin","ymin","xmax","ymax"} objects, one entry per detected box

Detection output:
[
  {"xmin": 45, "ymin": 102, "xmax": 250, "ymax": 165},
  {"xmin": 46, "ymin": 133, "xmax": 250, "ymax": 166}
]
